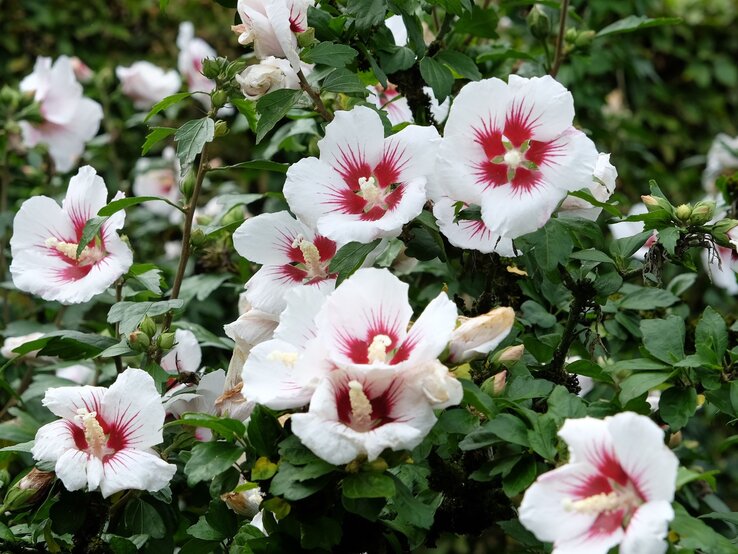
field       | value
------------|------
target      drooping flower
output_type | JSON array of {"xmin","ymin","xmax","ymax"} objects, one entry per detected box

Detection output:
[
  {"xmin": 431, "ymin": 197, "xmax": 515, "ymax": 256},
  {"xmin": 447, "ymin": 306, "xmax": 516, "ymax": 364},
  {"xmin": 116, "ymin": 61, "xmax": 181, "ymax": 110},
  {"xmin": 519, "ymin": 412, "xmax": 678, "ymax": 554},
  {"xmin": 233, "ymin": 211, "xmax": 342, "ymax": 314},
  {"xmin": 436, "ymin": 75, "xmax": 599, "ymax": 239},
  {"xmin": 222, "ymin": 483, "xmax": 264, "ymax": 517},
  {"xmin": 10, "ymin": 166, "xmax": 133, "ymax": 304},
  {"xmin": 558, "ymin": 153, "xmax": 618, "ymax": 221},
  {"xmin": 161, "ymin": 329, "xmax": 202, "ymax": 374},
  {"xmin": 177, "ymin": 22, "xmax": 217, "ymax": 106},
  {"xmin": 132, "ymin": 146, "xmax": 181, "ymax": 220},
  {"xmin": 703, "ymin": 133, "xmax": 738, "ymax": 193},
  {"xmin": 164, "ymin": 369, "xmax": 230, "ymax": 440},
  {"xmin": 31, "ymin": 367, "xmax": 176, "ymax": 498},
  {"xmin": 241, "ymin": 286, "xmax": 332, "ymax": 410},
  {"xmin": 236, "ymin": 56, "xmax": 304, "ymax": 100},
  {"xmin": 367, "ymin": 84, "xmax": 413, "ymax": 127},
  {"xmin": 284, "ymin": 106, "xmax": 440, "ymax": 244},
  {"xmin": 235, "ymin": 0, "xmax": 314, "ymax": 70},
  {"xmin": 19, "ymin": 56, "xmax": 103, "ymax": 173}
]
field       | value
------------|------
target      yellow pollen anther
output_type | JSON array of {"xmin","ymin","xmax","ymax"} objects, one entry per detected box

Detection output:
[
  {"xmin": 563, "ymin": 490, "xmax": 639, "ymax": 515},
  {"xmin": 75, "ymin": 408, "xmax": 107, "ymax": 458},
  {"xmin": 348, "ymin": 380, "xmax": 373, "ymax": 430},
  {"xmin": 367, "ymin": 334, "xmax": 392, "ymax": 364},
  {"xmin": 358, "ymin": 176, "xmax": 383, "ymax": 206},
  {"xmin": 45, "ymin": 237, "xmax": 105, "ymax": 266},
  {"xmin": 291, "ymin": 235, "xmax": 323, "ymax": 277},
  {"xmin": 267, "ymin": 351, "xmax": 299, "ymax": 366}
]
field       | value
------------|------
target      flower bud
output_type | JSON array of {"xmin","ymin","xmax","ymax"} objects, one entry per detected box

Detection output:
[
  {"xmin": 0, "ymin": 86, "xmax": 21, "ymax": 112},
  {"xmin": 527, "ymin": 5, "xmax": 552, "ymax": 40},
  {"xmin": 221, "ymin": 486, "xmax": 264, "ymax": 518},
  {"xmin": 140, "ymin": 316, "xmax": 157, "ymax": 338},
  {"xmin": 641, "ymin": 194, "xmax": 673, "ymax": 214},
  {"xmin": 574, "ymin": 30, "xmax": 596, "ymax": 48},
  {"xmin": 3, "ymin": 469, "xmax": 54, "ymax": 511},
  {"xmin": 297, "ymin": 28, "xmax": 316, "ymax": 48},
  {"xmin": 211, "ymin": 90, "xmax": 228, "ymax": 109},
  {"xmin": 447, "ymin": 307, "xmax": 515, "ymax": 364},
  {"xmin": 235, "ymin": 58, "xmax": 300, "ymax": 101},
  {"xmin": 128, "ymin": 331, "xmax": 150, "ymax": 351},
  {"xmin": 214, "ymin": 119, "xmax": 229, "ymax": 137},
  {"xmin": 674, "ymin": 203, "xmax": 692, "ymax": 223},
  {"xmin": 201, "ymin": 58, "xmax": 224, "ymax": 80},
  {"xmin": 481, "ymin": 371, "xmax": 507, "ymax": 397},
  {"xmin": 688, "ymin": 200, "xmax": 715, "ymax": 225},
  {"xmin": 363, "ymin": 458, "xmax": 388, "ymax": 473},
  {"xmin": 180, "ymin": 169, "xmax": 196, "ymax": 200},
  {"xmin": 190, "ymin": 228, "xmax": 208, "ymax": 247},
  {"xmin": 70, "ymin": 57, "xmax": 94, "ymax": 83},
  {"xmin": 158, "ymin": 332, "xmax": 176, "ymax": 351},
  {"xmin": 493, "ymin": 344, "xmax": 524, "ymax": 363}
]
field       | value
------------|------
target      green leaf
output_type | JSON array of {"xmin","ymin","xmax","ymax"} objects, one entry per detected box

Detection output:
[
  {"xmin": 187, "ymin": 517, "xmax": 224, "ymax": 541},
  {"xmin": 165, "ymin": 413, "xmax": 246, "ymax": 441},
  {"xmin": 255, "ymin": 89, "xmax": 302, "ymax": 144},
  {"xmin": 435, "ymin": 50, "xmax": 481, "ymax": 81},
  {"xmin": 124, "ymin": 498, "xmax": 166, "ymax": 539},
  {"xmin": 390, "ymin": 478, "xmax": 439, "ymax": 530},
  {"xmin": 175, "ymin": 117, "xmax": 215, "ymax": 174},
  {"xmin": 304, "ymin": 42, "xmax": 358, "ymax": 67},
  {"xmin": 566, "ymin": 189, "xmax": 621, "ymax": 217},
  {"xmin": 569, "ymin": 249, "xmax": 616, "ymax": 265},
  {"xmin": 98, "ymin": 195, "xmax": 183, "ymax": 217},
  {"xmin": 502, "ymin": 457, "xmax": 537, "ymax": 497},
  {"xmin": 419, "ymin": 56, "xmax": 454, "ymax": 102},
  {"xmin": 145, "ymin": 92, "xmax": 192, "ymax": 122},
  {"xmin": 15, "ymin": 331, "xmax": 118, "ymax": 360},
  {"xmin": 460, "ymin": 378, "xmax": 496, "ymax": 418},
  {"xmin": 640, "ymin": 316, "xmax": 685, "ymax": 363},
  {"xmin": 346, "ymin": 0, "xmax": 386, "ymax": 30},
  {"xmin": 299, "ymin": 516, "xmax": 343, "ymax": 550},
  {"xmin": 342, "ymin": 473, "xmax": 396, "ymax": 499},
  {"xmin": 142, "ymin": 127, "xmax": 176, "ymax": 155},
  {"xmin": 671, "ymin": 503, "xmax": 737, "ymax": 554},
  {"xmin": 75, "ymin": 216, "xmax": 108, "ymax": 258},
  {"xmin": 620, "ymin": 287, "xmax": 679, "ymax": 310},
  {"xmin": 247, "ymin": 405, "xmax": 284, "ymax": 458},
  {"xmin": 178, "ymin": 274, "xmax": 231, "ymax": 303},
  {"xmin": 460, "ymin": 414, "xmax": 529, "ymax": 450},
  {"xmin": 108, "ymin": 300, "xmax": 185, "ymax": 334},
  {"xmin": 619, "ymin": 372, "xmax": 673, "ymax": 405},
  {"xmin": 251, "ymin": 457, "xmax": 279, "ymax": 481},
  {"xmin": 270, "ymin": 461, "xmax": 335, "ymax": 500},
  {"xmin": 596, "ymin": 15, "xmax": 682, "ymax": 38},
  {"xmin": 456, "ymin": 4, "xmax": 498, "ymax": 37},
  {"xmin": 659, "ymin": 387, "xmax": 697, "ymax": 430},
  {"xmin": 328, "ymin": 239, "xmax": 381, "ymax": 284},
  {"xmin": 0, "ymin": 440, "xmax": 34, "ymax": 453},
  {"xmin": 658, "ymin": 226, "xmax": 680, "ymax": 255},
  {"xmin": 208, "ymin": 160, "xmax": 289, "ymax": 173},
  {"xmin": 696, "ymin": 307, "xmax": 728, "ymax": 367},
  {"xmin": 322, "ymin": 68, "xmax": 367, "ymax": 94},
  {"xmin": 185, "ymin": 442, "xmax": 243, "ymax": 485},
  {"xmin": 610, "ymin": 230, "xmax": 654, "ymax": 259}
]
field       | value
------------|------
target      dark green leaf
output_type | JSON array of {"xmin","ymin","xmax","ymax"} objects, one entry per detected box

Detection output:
[
  {"xmin": 305, "ymin": 42, "xmax": 358, "ymax": 67},
  {"xmin": 108, "ymin": 300, "xmax": 185, "ymax": 334},
  {"xmin": 124, "ymin": 498, "xmax": 165, "ymax": 539},
  {"xmin": 343, "ymin": 473, "xmax": 395, "ymax": 499},
  {"xmin": 671, "ymin": 503, "xmax": 737, "ymax": 554},
  {"xmin": 322, "ymin": 68, "xmax": 368, "ymax": 94},
  {"xmin": 456, "ymin": 4, "xmax": 499, "ymax": 38},
  {"xmin": 165, "ymin": 413, "xmax": 246, "ymax": 441},
  {"xmin": 145, "ymin": 92, "xmax": 192, "ymax": 122},
  {"xmin": 419, "ymin": 57, "xmax": 454, "ymax": 102},
  {"xmin": 185, "ymin": 442, "xmax": 243, "ymax": 485},
  {"xmin": 175, "ymin": 117, "xmax": 215, "ymax": 173},
  {"xmin": 641, "ymin": 316, "xmax": 685, "ymax": 363},
  {"xmin": 142, "ymin": 127, "xmax": 176, "ymax": 155},
  {"xmin": 619, "ymin": 372, "xmax": 673, "ymax": 405},
  {"xmin": 208, "ymin": 160, "xmax": 289, "ymax": 173},
  {"xmin": 247, "ymin": 405, "xmax": 284, "ymax": 458},
  {"xmin": 76, "ymin": 216, "xmax": 107, "ymax": 257},
  {"xmin": 329, "ymin": 239, "xmax": 381, "ymax": 284},
  {"xmin": 502, "ymin": 457, "xmax": 537, "ymax": 497},
  {"xmin": 596, "ymin": 15, "xmax": 682, "ymax": 38},
  {"xmin": 346, "ymin": 0, "xmax": 386, "ymax": 30},
  {"xmin": 696, "ymin": 306, "xmax": 728, "ymax": 367},
  {"xmin": 659, "ymin": 387, "xmax": 697, "ymax": 430},
  {"xmin": 620, "ymin": 287, "xmax": 679, "ymax": 310},
  {"xmin": 256, "ymin": 89, "xmax": 303, "ymax": 143},
  {"xmin": 98, "ymin": 196, "xmax": 183, "ymax": 217},
  {"xmin": 435, "ymin": 50, "xmax": 481, "ymax": 81}
]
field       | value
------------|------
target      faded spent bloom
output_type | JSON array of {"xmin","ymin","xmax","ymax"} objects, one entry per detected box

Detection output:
[
  {"xmin": 519, "ymin": 412, "xmax": 678, "ymax": 554},
  {"xmin": 447, "ymin": 306, "xmax": 515, "ymax": 364},
  {"xmin": 236, "ymin": 56, "xmax": 304, "ymax": 100},
  {"xmin": 31, "ymin": 368, "xmax": 176, "ymax": 499},
  {"xmin": 558, "ymin": 153, "xmax": 618, "ymax": 221},
  {"xmin": 10, "ymin": 166, "xmax": 133, "ymax": 304},
  {"xmin": 116, "ymin": 61, "xmax": 182, "ymax": 110},
  {"xmin": 19, "ymin": 56, "xmax": 103, "ymax": 173}
]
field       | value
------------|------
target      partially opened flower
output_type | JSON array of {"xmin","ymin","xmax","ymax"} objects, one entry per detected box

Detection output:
[
  {"xmin": 19, "ymin": 56, "xmax": 103, "ymax": 173},
  {"xmin": 233, "ymin": 211, "xmax": 339, "ymax": 314},
  {"xmin": 161, "ymin": 329, "xmax": 202, "ymax": 374},
  {"xmin": 447, "ymin": 306, "xmax": 515, "ymax": 364},
  {"xmin": 235, "ymin": 0, "xmax": 314, "ymax": 70},
  {"xmin": 703, "ymin": 133, "xmax": 738, "ymax": 193},
  {"xmin": 177, "ymin": 22, "xmax": 217, "ymax": 106},
  {"xmin": 31, "ymin": 367, "xmax": 176, "ymax": 498},
  {"xmin": 519, "ymin": 412, "xmax": 678, "ymax": 554},
  {"xmin": 290, "ymin": 365, "xmax": 440, "ymax": 465},
  {"xmin": 558, "ymin": 153, "xmax": 618, "ymax": 221},
  {"xmin": 116, "ymin": 61, "xmax": 182, "ymax": 110},
  {"xmin": 1, "ymin": 332, "xmax": 47, "ymax": 360},
  {"xmin": 367, "ymin": 84, "xmax": 413, "ymax": 127},
  {"xmin": 436, "ymin": 75, "xmax": 598, "ymax": 239},
  {"xmin": 132, "ymin": 146, "xmax": 181, "ymax": 219},
  {"xmin": 10, "ymin": 166, "xmax": 133, "ymax": 304},
  {"xmin": 284, "ymin": 106, "xmax": 440, "ymax": 244},
  {"xmin": 241, "ymin": 286, "xmax": 332, "ymax": 410},
  {"xmin": 236, "ymin": 56, "xmax": 304, "ymax": 100}
]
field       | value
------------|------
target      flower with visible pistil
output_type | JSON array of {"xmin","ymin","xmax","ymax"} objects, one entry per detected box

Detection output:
[
  {"xmin": 31, "ymin": 368, "xmax": 176, "ymax": 498},
  {"xmin": 284, "ymin": 106, "xmax": 440, "ymax": 244},
  {"xmin": 436, "ymin": 75, "xmax": 598, "ymax": 239},
  {"xmin": 10, "ymin": 166, "xmax": 133, "ymax": 304},
  {"xmin": 519, "ymin": 412, "xmax": 678, "ymax": 554},
  {"xmin": 233, "ymin": 211, "xmax": 341, "ymax": 313}
]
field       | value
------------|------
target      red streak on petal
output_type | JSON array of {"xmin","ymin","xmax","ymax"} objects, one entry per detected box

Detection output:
[
  {"xmin": 504, "ymin": 100, "xmax": 537, "ymax": 147},
  {"xmin": 335, "ymin": 146, "xmax": 371, "ymax": 191},
  {"xmin": 384, "ymin": 184, "xmax": 405, "ymax": 212},
  {"xmin": 68, "ymin": 421, "xmax": 88, "ymax": 450},
  {"xmin": 274, "ymin": 264, "xmax": 308, "ymax": 283},
  {"xmin": 589, "ymin": 510, "xmax": 624, "ymax": 537},
  {"xmin": 374, "ymin": 143, "xmax": 406, "ymax": 189},
  {"xmin": 314, "ymin": 235, "xmax": 337, "ymax": 261},
  {"xmin": 361, "ymin": 206, "xmax": 386, "ymax": 222}
]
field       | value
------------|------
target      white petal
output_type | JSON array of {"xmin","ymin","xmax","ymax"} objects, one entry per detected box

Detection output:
[
  {"xmin": 283, "ymin": 157, "xmax": 348, "ymax": 230},
  {"xmin": 273, "ymin": 284, "xmax": 331, "ymax": 347},
  {"xmin": 505, "ymin": 74, "xmax": 575, "ymax": 142},
  {"xmin": 318, "ymin": 106, "xmax": 386, "ymax": 176},
  {"xmin": 100, "ymin": 448, "xmax": 177, "ymax": 498},
  {"xmin": 224, "ymin": 308, "xmax": 279, "ymax": 353},
  {"xmin": 607, "ymin": 413, "xmax": 678, "ymax": 503},
  {"xmin": 100, "ymin": 368, "xmax": 166, "ymax": 450},
  {"xmin": 396, "ymin": 291, "xmax": 457, "ymax": 365},
  {"xmin": 557, "ymin": 416, "xmax": 613, "ymax": 467},
  {"xmin": 42, "ymin": 385, "xmax": 107, "ymax": 420},
  {"xmin": 55, "ymin": 449, "xmax": 91, "ymax": 492},
  {"xmin": 233, "ymin": 211, "xmax": 312, "ymax": 265},
  {"xmin": 620, "ymin": 501, "xmax": 673, "ymax": 554},
  {"xmin": 244, "ymin": 264, "xmax": 307, "ymax": 314},
  {"xmin": 40, "ymin": 56, "xmax": 82, "ymax": 125},
  {"xmin": 480, "ymin": 182, "xmax": 567, "ymax": 239},
  {"xmin": 161, "ymin": 329, "xmax": 202, "ymax": 374},
  {"xmin": 385, "ymin": 15, "xmax": 408, "ymax": 47},
  {"xmin": 432, "ymin": 197, "xmax": 515, "ymax": 256},
  {"xmin": 32, "ymin": 420, "xmax": 77, "ymax": 463}
]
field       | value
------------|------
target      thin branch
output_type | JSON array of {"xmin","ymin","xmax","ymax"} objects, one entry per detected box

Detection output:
[
  {"xmin": 0, "ymin": 141, "xmax": 10, "ymax": 327},
  {"xmin": 297, "ymin": 70, "xmax": 333, "ymax": 122},
  {"xmin": 114, "ymin": 279, "xmax": 124, "ymax": 373},
  {"xmin": 549, "ymin": 0, "xmax": 571, "ymax": 78}
]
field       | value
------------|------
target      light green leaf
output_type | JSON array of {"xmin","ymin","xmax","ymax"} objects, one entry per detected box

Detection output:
[
  {"xmin": 145, "ymin": 92, "xmax": 192, "ymax": 122},
  {"xmin": 597, "ymin": 15, "xmax": 682, "ymax": 38},
  {"xmin": 175, "ymin": 117, "xmax": 215, "ymax": 174}
]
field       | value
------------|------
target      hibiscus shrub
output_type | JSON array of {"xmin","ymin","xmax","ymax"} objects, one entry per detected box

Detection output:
[{"xmin": 1, "ymin": 1, "xmax": 738, "ymax": 553}]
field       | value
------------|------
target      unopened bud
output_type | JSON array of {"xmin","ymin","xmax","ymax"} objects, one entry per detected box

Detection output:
[
  {"xmin": 3, "ymin": 469, "xmax": 54, "ymax": 511},
  {"xmin": 128, "ymin": 331, "xmax": 150, "ymax": 351},
  {"xmin": 641, "ymin": 194, "xmax": 673, "ymax": 214},
  {"xmin": 190, "ymin": 228, "xmax": 208, "ymax": 247},
  {"xmin": 214, "ymin": 118, "xmax": 229, "ymax": 136},
  {"xmin": 564, "ymin": 28, "xmax": 578, "ymax": 44},
  {"xmin": 140, "ymin": 316, "xmax": 157, "ymax": 338},
  {"xmin": 527, "ymin": 5, "xmax": 552, "ymax": 40},
  {"xmin": 447, "ymin": 307, "xmax": 515, "ymax": 364},
  {"xmin": 363, "ymin": 458, "xmax": 388, "ymax": 473},
  {"xmin": 668, "ymin": 431, "xmax": 682, "ymax": 449},
  {"xmin": 674, "ymin": 204, "xmax": 692, "ymax": 223},
  {"xmin": 640, "ymin": 194, "xmax": 659, "ymax": 207},
  {"xmin": 0, "ymin": 86, "xmax": 20, "ymax": 111},
  {"xmin": 297, "ymin": 28, "xmax": 316, "ymax": 49},
  {"xmin": 212, "ymin": 90, "xmax": 228, "ymax": 110},
  {"xmin": 221, "ymin": 487, "xmax": 263, "ymax": 517},
  {"xmin": 574, "ymin": 30, "xmax": 596, "ymax": 48},
  {"xmin": 180, "ymin": 169, "xmax": 196, "ymax": 200},
  {"xmin": 688, "ymin": 200, "xmax": 715, "ymax": 225},
  {"xmin": 494, "ymin": 344, "xmax": 524, "ymax": 363},
  {"xmin": 201, "ymin": 58, "xmax": 223, "ymax": 80},
  {"xmin": 481, "ymin": 371, "xmax": 507, "ymax": 397},
  {"xmin": 158, "ymin": 332, "xmax": 176, "ymax": 351}
]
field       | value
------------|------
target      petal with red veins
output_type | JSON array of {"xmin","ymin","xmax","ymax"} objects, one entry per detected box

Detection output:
[
  {"xmin": 32, "ymin": 420, "xmax": 79, "ymax": 463},
  {"xmin": 100, "ymin": 448, "xmax": 177, "ymax": 499},
  {"xmin": 432, "ymin": 198, "xmax": 515, "ymax": 256},
  {"xmin": 283, "ymin": 157, "xmax": 352, "ymax": 229},
  {"xmin": 317, "ymin": 106, "xmax": 385, "ymax": 179},
  {"xmin": 505, "ymin": 74, "xmax": 575, "ymax": 142},
  {"xmin": 244, "ymin": 264, "xmax": 312, "ymax": 314},
  {"xmin": 54, "ymin": 449, "xmax": 92, "ymax": 492},
  {"xmin": 42, "ymin": 385, "xmax": 106, "ymax": 421},
  {"xmin": 234, "ymin": 211, "xmax": 313, "ymax": 265}
]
